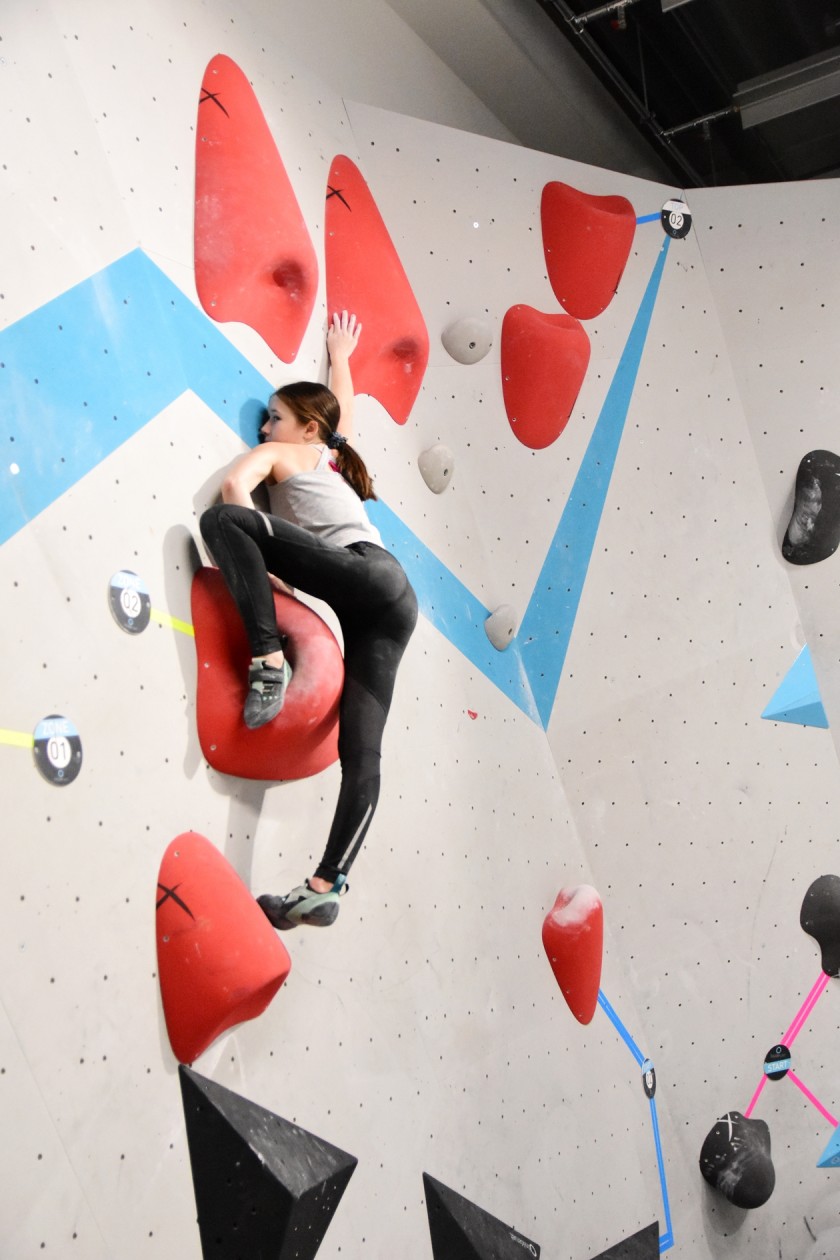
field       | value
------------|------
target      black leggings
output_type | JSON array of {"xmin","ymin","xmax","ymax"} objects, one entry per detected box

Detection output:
[{"xmin": 199, "ymin": 503, "xmax": 417, "ymax": 882}]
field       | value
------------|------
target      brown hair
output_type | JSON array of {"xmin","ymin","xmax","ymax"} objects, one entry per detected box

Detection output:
[{"xmin": 272, "ymin": 382, "xmax": 376, "ymax": 502}]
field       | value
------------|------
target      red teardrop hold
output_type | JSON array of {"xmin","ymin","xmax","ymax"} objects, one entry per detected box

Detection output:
[
  {"xmin": 542, "ymin": 884, "xmax": 604, "ymax": 1025},
  {"xmin": 194, "ymin": 54, "xmax": 318, "ymax": 361},
  {"xmin": 191, "ymin": 566, "xmax": 343, "ymax": 782},
  {"xmin": 325, "ymin": 155, "xmax": 429, "ymax": 426},
  {"xmin": 157, "ymin": 831, "xmax": 291, "ymax": 1064},
  {"xmin": 501, "ymin": 305, "xmax": 591, "ymax": 449},
  {"xmin": 541, "ymin": 182, "xmax": 636, "ymax": 320}
]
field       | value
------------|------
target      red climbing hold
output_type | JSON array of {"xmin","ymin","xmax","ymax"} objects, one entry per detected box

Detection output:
[
  {"xmin": 542, "ymin": 884, "xmax": 603, "ymax": 1025},
  {"xmin": 501, "ymin": 305, "xmax": 590, "ymax": 449},
  {"xmin": 191, "ymin": 566, "xmax": 343, "ymax": 782},
  {"xmin": 541, "ymin": 182, "xmax": 636, "ymax": 320},
  {"xmin": 194, "ymin": 54, "xmax": 318, "ymax": 361},
  {"xmin": 325, "ymin": 155, "xmax": 429, "ymax": 426},
  {"xmin": 157, "ymin": 831, "xmax": 291, "ymax": 1064}
]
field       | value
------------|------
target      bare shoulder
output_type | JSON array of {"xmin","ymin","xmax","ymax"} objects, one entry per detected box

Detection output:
[{"xmin": 264, "ymin": 442, "xmax": 323, "ymax": 484}]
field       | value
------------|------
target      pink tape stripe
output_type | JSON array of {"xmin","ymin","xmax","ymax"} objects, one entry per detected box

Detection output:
[
  {"xmin": 788, "ymin": 1070, "xmax": 838, "ymax": 1127},
  {"xmin": 784, "ymin": 971, "xmax": 830, "ymax": 1047},
  {"xmin": 744, "ymin": 1075, "xmax": 767, "ymax": 1120}
]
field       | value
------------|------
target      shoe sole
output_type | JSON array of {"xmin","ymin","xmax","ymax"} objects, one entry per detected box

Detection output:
[{"xmin": 258, "ymin": 892, "xmax": 340, "ymax": 930}]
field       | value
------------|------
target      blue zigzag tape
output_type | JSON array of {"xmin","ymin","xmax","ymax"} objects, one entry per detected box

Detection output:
[{"xmin": 0, "ymin": 238, "xmax": 668, "ymax": 727}]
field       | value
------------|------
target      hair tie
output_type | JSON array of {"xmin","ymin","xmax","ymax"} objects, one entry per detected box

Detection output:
[{"xmin": 327, "ymin": 432, "xmax": 348, "ymax": 450}]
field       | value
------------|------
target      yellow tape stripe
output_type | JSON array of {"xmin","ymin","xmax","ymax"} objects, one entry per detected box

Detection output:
[
  {"xmin": 0, "ymin": 729, "xmax": 35, "ymax": 748},
  {"xmin": 150, "ymin": 608, "xmax": 195, "ymax": 637}
]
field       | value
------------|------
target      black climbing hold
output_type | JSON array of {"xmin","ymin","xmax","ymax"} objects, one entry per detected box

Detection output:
[
  {"xmin": 699, "ymin": 1110, "xmax": 775, "ymax": 1208},
  {"xmin": 801, "ymin": 874, "xmax": 840, "ymax": 976},
  {"xmin": 589, "ymin": 1220, "xmax": 660, "ymax": 1258},
  {"xmin": 782, "ymin": 450, "xmax": 840, "ymax": 565},
  {"xmin": 763, "ymin": 1044, "xmax": 791, "ymax": 1081},
  {"xmin": 423, "ymin": 1172, "xmax": 540, "ymax": 1258},
  {"xmin": 179, "ymin": 1065, "xmax": 357, "ymax": 1259}
]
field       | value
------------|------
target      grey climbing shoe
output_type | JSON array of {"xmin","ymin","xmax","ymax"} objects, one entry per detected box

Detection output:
[
  {"xmin": 243, "ymin": 658, "xmax": 292, "ymax": 729},
  {"xmin": 257, "ymin": 879, "xmax": 346, "ymax": 931}
]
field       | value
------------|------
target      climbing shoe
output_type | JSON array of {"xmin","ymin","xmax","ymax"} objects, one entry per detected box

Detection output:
[
  {"xmin": 243, "ymin": 658, "xmax": 292, "ymax": 730},
  {"xmin": 257, "ymin": 879, "xmax": 346, "ymax": 931}
]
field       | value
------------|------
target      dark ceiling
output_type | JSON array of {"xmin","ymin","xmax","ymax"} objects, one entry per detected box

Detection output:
[{"xmin": 535, "ymin": 0, "xmax": 840, "ymax": 186}]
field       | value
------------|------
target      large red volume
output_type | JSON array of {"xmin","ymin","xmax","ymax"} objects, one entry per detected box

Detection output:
[
  {"xmin": 325, "ymin": 155, "xmax": 429, "ymax": 425},
  {"xmin": 194, "ymin": 54, "xmax": 317, "ymax": 361},
  {"xmin": 157, "ymin": 831, "xmax": 291, "ymax": 1064},
  {"xmin": 191, "ymin": 567, "xmax": 343, "ymax": 781},
  {"xmin": 541, "ymin": 182, "xmax": 636, "ymax": 320},
  {"xmin": 542, "ymin": 885, "xmax": 604, "ymax": 1025},
  {"xmin": 501, "ymin": 305, "xmax": 590, "ymax": 449}
]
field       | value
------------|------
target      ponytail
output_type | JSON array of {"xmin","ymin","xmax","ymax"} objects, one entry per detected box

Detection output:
[{"xmin": 272, "ymin": 382, "xmax": 377, "ymax": 502}]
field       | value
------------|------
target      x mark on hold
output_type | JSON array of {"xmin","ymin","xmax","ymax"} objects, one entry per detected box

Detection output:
[{"xmin": 156, "ymin": 882, "xmax": 195, "ymax": 920}]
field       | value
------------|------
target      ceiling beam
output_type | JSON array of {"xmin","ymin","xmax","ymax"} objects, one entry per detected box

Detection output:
[{"xmin": 735, "ymin": 50, "xmax": 840, "ymax": 129}]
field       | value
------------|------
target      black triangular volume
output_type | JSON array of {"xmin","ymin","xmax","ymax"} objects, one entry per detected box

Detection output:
[
  {"xmin": 590, "ymin": 1220, "xmax": 660, "ymax": 1259},
  {"xmin": 423, "ymin": 1172, "xmax": 540, "ymax": 1259},
  {"xmin": 179, "ymin": 1066, "xmax": 357, "ymax": 1259}
]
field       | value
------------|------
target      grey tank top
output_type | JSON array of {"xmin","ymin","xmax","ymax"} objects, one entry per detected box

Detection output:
[{"xmin": 267, "ymin": 446, "xmax": 382, "ymax": 549}]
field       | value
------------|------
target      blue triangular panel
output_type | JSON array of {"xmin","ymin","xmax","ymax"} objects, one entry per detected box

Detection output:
[
  {"xmin": 762, "ymin": 646, "xmax": 829, "ymax": 728},
  {"xmin": 817, "ymin": 1124, "xmax": 840, "ymax": 1168}
]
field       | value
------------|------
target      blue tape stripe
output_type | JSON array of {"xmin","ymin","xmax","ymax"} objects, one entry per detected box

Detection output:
[
  {"xmin": 649, "ymin": 1097, "xmax": 674, "ymax": 1251},
  {"xmin": 367, "ymin": 499, "xmax": 539, "ymax": 721},
  {"xmin": 0, "ymin": 250, "xmax": 271, "ymax": 545},
  {"xmin": 636, "ymin": 212, "xmax": 661, "ymax": 224},
  {"xmin": 599, "ymin": 990, "xmax": 675, "ymax": 1252},
  {"xmin": 597, "ymin": 989, "xmax": 646, "ymax": 1065},
  {"xmin": 519, "ymin": 236, "xmax": 670, "ymax": 725},
  {"xmin": 0, "ymin": 242, "xmax": 667, "ymax": 727}
]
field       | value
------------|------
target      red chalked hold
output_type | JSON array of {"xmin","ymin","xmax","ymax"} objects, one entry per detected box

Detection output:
[
  {"xmin": 541, "ymin": 182, "xmax": 636, "ymax": 320},
  {"xmin": 542, "ymin": 884, "xmax": 604, "ymax": 1025},
  {"xmin": 501, "ymin": 305, "xmax": 590, "ymax": 449},
  {"xmin": 191, "ymin": 566, "xmax": 343, "ymax": 782},
  {"xmin": 325, "ymin": 155, "xmax": 429, "ymax": 426},
  {"xmin": 157, "ymin": 832, "xmax": 291, "ymax": 1064},
  {"xmin": 194, "ymin": 54, "xmax": 317, "ymax": 361}
]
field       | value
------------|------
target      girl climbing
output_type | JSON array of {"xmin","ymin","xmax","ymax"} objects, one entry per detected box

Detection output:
[{"xmin": 199, "ymin": 312, "xmax": 417, "ymax": 930}]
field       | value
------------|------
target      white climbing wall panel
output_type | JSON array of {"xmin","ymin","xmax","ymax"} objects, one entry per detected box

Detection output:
[{"xmin": 1, "ymin": 0, "xmax": 840, "ymax": 1257}]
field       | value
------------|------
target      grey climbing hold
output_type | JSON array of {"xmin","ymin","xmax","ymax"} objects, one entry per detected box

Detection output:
[
  {"xmin": 800, "ymin": 874, "xmax": 840, "ymax": 976},
  {"xmin": 485, "ymin": 605, "xmax": 517, "ymax": 651},
  {"xmin": 699, "ymin": 1110, "xmax": 775, "ymax": 1208},
  {"xmin": 441, "ymin": 317, "xmax": 492, "ymax": 365},
  {"xmin": 418, "ymin": 444, "xmax": 455, "ymax": 494},
  {"xmin": 782, "ymin": 450, "xmax": 840, "ymax": 564}
]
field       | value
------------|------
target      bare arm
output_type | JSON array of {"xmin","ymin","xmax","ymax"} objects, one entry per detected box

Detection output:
[
  {"xmin": 326, "ymin": 310, "xmax": 361, "ymax": 440},
  {"xmin": 220, "ymin": 444, "xmax": 283, "ymax": 507}
]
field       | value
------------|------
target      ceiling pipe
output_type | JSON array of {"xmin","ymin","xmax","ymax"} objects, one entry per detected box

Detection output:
[
  {"xmin": 542, "ymin": 0, "xmax": 708, "ymax": 185},
  {"xmin": 660, "ymin": 104, "xmax": 738, "ymax": 138},
  {"xmin": 569, "ymin": 0, "xmax": 643, "ymax": 31}
]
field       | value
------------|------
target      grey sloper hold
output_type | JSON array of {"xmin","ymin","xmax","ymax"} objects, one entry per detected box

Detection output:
[
  {"xmin": 800, "ymin": 874, "xmax": 840, "ymax": 977},
  {"xmin": 699, "ymin": 1111, "xmax": 775, "ymax": 1209},
  {"xmin": 441, "ymin": 317, "xmax": 492, "ymax": 365},
  {"xmin": 485, "ymin": 604, "xmax": 517, "ymax": 651},
  {"xmin": 782, "ymin": 450, "xmax": 840, "ymax": 564},
  {"xmin": 418, "ymin": 444, "xmax": 455, "ymax": 494}
]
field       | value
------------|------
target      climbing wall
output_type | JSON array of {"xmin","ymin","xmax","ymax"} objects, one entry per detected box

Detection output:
[{"xmin": 1, "ymin": 0, "xmax": 840, "ymax": 1258}]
